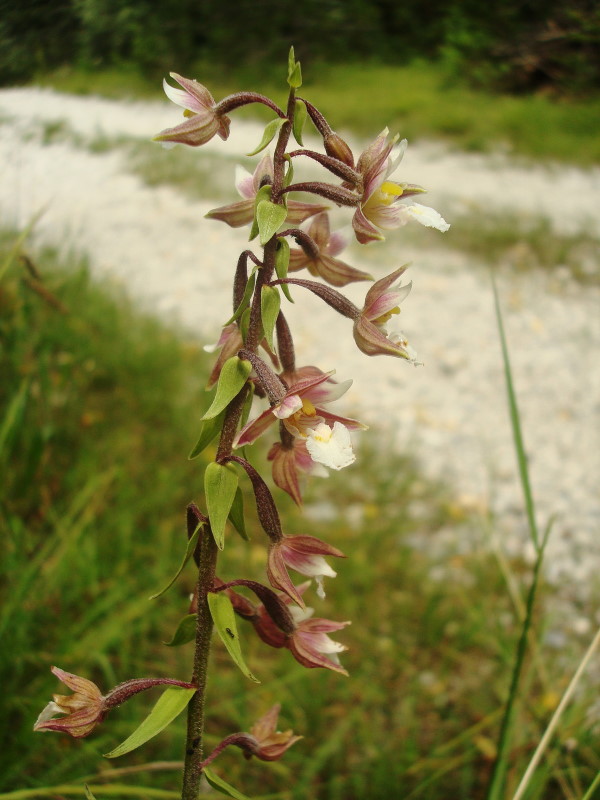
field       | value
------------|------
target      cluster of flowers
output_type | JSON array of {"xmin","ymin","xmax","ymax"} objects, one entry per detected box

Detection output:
[{"xmin": 35, "ymin": 65, "xmax": 448, "ymax": 778}]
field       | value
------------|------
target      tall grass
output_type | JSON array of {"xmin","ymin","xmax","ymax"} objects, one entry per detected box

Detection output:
[{"xmin": 1, "ymin": 230, "xmax": 598, "ymax": 798}]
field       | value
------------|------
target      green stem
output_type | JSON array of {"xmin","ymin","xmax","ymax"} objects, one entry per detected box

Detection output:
[{"xmin": 180, "ymin": 529, "xmax": 218, "ymax": 800}]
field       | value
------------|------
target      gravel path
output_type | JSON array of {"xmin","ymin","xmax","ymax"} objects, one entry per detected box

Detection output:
[{"xmin": 1, "ymin": 87, "xmax": 599, "ymax": 601}]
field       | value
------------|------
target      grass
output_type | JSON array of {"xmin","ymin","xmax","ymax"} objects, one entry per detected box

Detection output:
[
  {"xmin": 33, "ymin": 59, "xmax": 600, "ymax": 166},
  {"xmin": 1, "ymin": 229, "xmax": 599, "ymax": 799}
]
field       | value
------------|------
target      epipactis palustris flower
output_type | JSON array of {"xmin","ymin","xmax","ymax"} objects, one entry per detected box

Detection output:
[
  {"xmin": 268, "ymin": 438, "xmax": 328, "ymax": 506},
  {"xmin": 288, "ymin": 212, "xmax": 372, "ymax": 287},
  {"xmin": 268, "ymin": 533, "xmax": 345, "ymax": 605},
  {"xmin": 352, "ymin": 129, "xmax": 449, "ymax": 244},
  {"xmin": 234, "ymin": 366, "xmax": 367, "ymax": 470},
  {"xmin": 246, "ymin": 703, "xmax": 303, "ymax": 761},
  {"xmin": 354, "ymin": 266, "xmax": 420, "ymax": 361},
  {"xmin": 34, "ymin": 667, "xmax": 106, "ymax": 738},
  {"xmin": 250, "ymin": 582, "xmax": 350, "ymax": 676},
  {"xmin": 154, "ymin": 72, "xmax": 231, "ymax": 147},
  {"xmin": 206, "ymin": 153, "xmax": 328, "ymax": 228}
]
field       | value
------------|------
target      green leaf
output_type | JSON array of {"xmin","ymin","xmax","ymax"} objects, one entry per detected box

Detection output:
[
  {"xmin": 84, "ymin": 785, "xmax": 98, "ymax": 800},
  {"xmin": 201, "ymin": 357, "xmax": 252, "ymax": 420},
  {"xmin": 104, "ymin": 687, "xmax": 196, "ymax": 758},
  {"xmin": 204, "ymin": 462, "xmax": 238, "ymax": 549},
  {"xmin": 225, "ymin": 270, "xmax": 257, "ymax": 325},
  {"xmin": 283, "ymin": 153, "xmax": 294, "ymax": 188},
  {"xmin": 249, "ymin": 184, "xmax": 272, "ymax": 241},
  {"xmin": 228, "ymin": 486, "xmax": 249, "ymax": 540},
  {"xmin": 247, "ymin": 118, "xmax": 287, "ymax": 157},
  {"xmin": 275, "ymin": 238, "xmax": 293, "ymax": 303},
  {"xmin": 188, "ymin": 409, "xmax": 225, "ymax": 459},
  {"xmin": 165, "ymin": 613, "xmax": 197, "ymax": 646},
  {"xmin": 260, "ymin": 286, "xmax": 280, "ymax": 351},
  {"xmin": 287, "ymin": 47, "xmax": 296, "ymax": 79},
  {"xmin": 208, "ymin": 592, "xmax": 259, "ymax": 682},
  {"xmin": 203, "ymin": 767, "xmax": 251, "ymax": 800},
  {"xmin": 149, "ymin": 524, "xmax": 202, "ymax": 599},
  {"xmin": 256, "ymin": 201, "xmax": 287, "ymax": 246},
  {"xmin": 240, "ymin": 382, "xmax": 255, "ymax": 428},
  {"xmin": 287, "ymin": 47, "xmax": 302, "ymax": 89},
  {"xmin": 292, "ymin": 99, "xmax": 307, "ymax": 146}
]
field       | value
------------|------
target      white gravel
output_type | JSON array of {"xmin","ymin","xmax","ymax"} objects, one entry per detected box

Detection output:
[{"xmin": 1, "ymin": 87, "xmax": 599, "ymax": 601}]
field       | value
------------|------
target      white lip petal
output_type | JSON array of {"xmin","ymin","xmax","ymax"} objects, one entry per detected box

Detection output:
[
  {"xmin": 405, "ymin": 203, "xmax": 450, "ymax": 232},
  {"xmin": 306, "ymin": 423, "xmax": 355, "ymax": 471}
]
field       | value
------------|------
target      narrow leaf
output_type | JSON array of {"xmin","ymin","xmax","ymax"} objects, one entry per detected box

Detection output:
[
  {"xmin": 239, "ymin": 307, "xmax": 251, "ymax": 344},
  {"xmin": 256, "ymin": 201, "xmax": 287, "ymax": 246},
  {"xmin": 275, "ymin": 238, "xmax": 293, "ymax": 302},
  {"xmin": 104, "ymin": 687, "xmax": 196, "ymax": 758},
  {"xmin": 208, "ymin": 592, "xmax": 259, "ymax": 682},
  {"xmin": 165, "ymin": 614, "xmax": 197, "ymax": 646},
  {"xmin": 260, "ymin": 286, "xmax": 280, "ymax": 351},
  {"xmin": 150, "ymin": 525, "xmax": 202, "ymax": 599},
  {"xmin": 203, "ymin": 768, "xmax": 251, "ymax": 800},
  {"xmin": 188, "ymin": 409, "xmax": 225, "ymax": 459},
  {"xmin": 201, "ymin": 357, "xmax": 252, "ymax": 420},
  {"xmin": 249, "ymin": 184, "xmax": 272, "ymax": 241},
  {"xmin": 240, "ymin": 382, "xmax": 254, "ymax": 428},
  {"xmin": 228, "ymin": 487, "xmax": 249, "ymax": 540},
  {"xmin": 204, "ymin": 463, "xmax": 238, "ymax": 549},
  {"xmin": 292, "ymin": 99, "xmax": 307, "ymax": 146},
  {"xmin": 287, "ymin": 47, "xmax": 296, "ymax": 80},
  {"xmin": 246, "ymin": 118, "xmax": 287, "ymax": 157},
  {"xmin": 84, "ymin": 786, "xmax": 98, "ymax": 800}
]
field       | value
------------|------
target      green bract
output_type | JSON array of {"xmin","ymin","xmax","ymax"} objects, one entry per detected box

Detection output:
[
  {"xmin": 208, "ymin": 592, "xmax": 259, "ymax": 682},
  {"xmin": 165, "ymin": 614, "xmax": 197, "ymax": 647},
  {"xmin": 203, "ymin": 767, "xmax": 252, "ymax": 800},
  {"xmin": 104, "ymin": 687, "xmax": 196, "ymax": 758},
  {"xmin": 204, "ymin": 462, "xmax": 239, "ymax": 549},
  {"xmin": 293, "ymin": 99, "xmax": 307, "ymax": 146},
  {"xmin": 201, "ymin": 356, "xmax": 252, "ymax": 420},
  {"xmin": 256, "ymin": 200, "xmax": 287, "ymax": 246},
  {"xmin": 260, "ymin": 285, "xmax": 281, "ymax": 350},
  {"xmin": 247, "ymin": 117, "xmax": 287, "ymax": 157}
]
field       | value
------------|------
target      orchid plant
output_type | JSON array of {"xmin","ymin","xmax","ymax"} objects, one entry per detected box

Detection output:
[{"xmin": 34, "ymin": 49, "xmax": 448, "ymax": 799}]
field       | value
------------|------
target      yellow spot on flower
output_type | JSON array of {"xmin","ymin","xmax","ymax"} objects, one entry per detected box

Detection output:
[
  {"xmin": 301, "ymin": 398, "xmax": 317, "ymax": 416},
  {"xmin": 374, "ymin": 306, "xmax": 400, "ymax": 325}
]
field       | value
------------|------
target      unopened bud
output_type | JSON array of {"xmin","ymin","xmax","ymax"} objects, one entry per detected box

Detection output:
[{"xmin": 325, "ymin": 133, "xmax": 354, "ymax": 168}]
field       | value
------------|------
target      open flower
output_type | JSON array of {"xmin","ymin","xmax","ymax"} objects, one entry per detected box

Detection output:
[
  {"xmin": 268, "ymin": 534, "xmax": 345, "ymax": 605},
  {"xmin": 288, "ymin": 605, "xmax": 350, "ymax": 676},
  {"xmin": 234, "ymin": 367, "xmax": 366, "ymax": 470},
  {"xmin": 353, "ymin": 266, "xmax": 420, "ymax": 360},
  {"xmin": 288, "ymin": 213, "xmax": 372, "ymax": 287},
  {"xmin": 154, "ymin": 73, "xmax": 230, "ymax": 147},
  {"xmin": 206, "ymin": 154, "xmax": 328, "ymax": 228},
  {"xmin": 34, "ymin": 667, "xmax": 106, "ymax": 738},
  {"xmin": 352, "ymin": 129, "xmax": 449, "ymax": 244}
]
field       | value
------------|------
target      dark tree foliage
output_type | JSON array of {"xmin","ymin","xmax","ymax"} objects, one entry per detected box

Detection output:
[{"xmin": 0, "ymin": 0, "xmax": 598, "ymax": 95}]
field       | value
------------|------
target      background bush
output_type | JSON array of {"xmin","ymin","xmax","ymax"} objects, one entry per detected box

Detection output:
[{"xmin": 1, "ymin": 0, "xmax": 599, "ymax": 95}]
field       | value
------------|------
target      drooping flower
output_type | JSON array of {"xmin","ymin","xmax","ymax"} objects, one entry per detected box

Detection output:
[
  {"xmin": 206, "ymin": 154, "xmax": 328, "ymax": 228},
  {"xmin": 353, "ymin": 266, "xmax": 420, "ymax": 361},
  {"xmin": 248, "ymin": 583, "xmax": 350, "ymax": 675},
  {"xmin": 246, "ymin": 704, "xmax": 303, "ymax": 761},
  {"xmin": 154, "ymin": 73, "xmax": 231, "ymax": 147},
  {"xmin": 34, "ymin": 667, "xmax": 106, "ymax": 738},
  {"xmin": 268, "ymin": 534, "xmax": 345, "ymax": 604},
  {"xmin": 352, "ymin": 129, "xmax": 449, "ymax": 244},
  {"xmin": 288, "ymin": 213, "xmax": 372, "ymax": 287},
  {"xmin": 234, "ymin": 366, "xmax": 366, "ymax": 470},
  {"xmin": 268, "ymin": 438, "xmax": 327, "ymax": 506}
]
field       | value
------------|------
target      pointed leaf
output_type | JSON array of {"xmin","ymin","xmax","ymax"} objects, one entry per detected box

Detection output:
[
  {"xmin": 84, "ymin": 786, "xmax": 98, "ymax": 800},
  {"xmin": 283, "ymin": 153, "xmax": 294, "ymax": 188},
  {"xmin": 293, "ymin": 99, "xmax": 307, "ymax": 146},
  {"xmin": 247, "ymin": 118, "xmax": 287, "ymax": 157},
  {"xmin": 260, "ymin": 286, "xmax": 280, "ymax": 351},
  {"xmin": 239, "ymin": 307, "xmax": 251, "ymax": 344},
  {"xmin": 249, "ymin": 184, "xmax": 272, "ymax": 241},
  {"xmin": 228, "ymin": 487, "xmax": 249, "ymax": 540},
  {"xmin": 287, "ymin": 49, "xmax": 302, "ymax": 89},
  {"xmin": 201, "ymin": 357, "xmax": 252, "ymax": 420},
  {"xmin": 203, "ymin": 767, "xmax": 251, "ymax": 800},
  {"xmin": 240, "ymin": 382, "xmax": 255, "ymax": 428},
  {"xmin": 275, "ymin": 237, "xmax": 293, "ymax": 302},
  {"xmin": 189, "ymin": 409, "xmax": 225, "ymax": 459},
  {"xmin": 165, "ymin": 613, "xmax": 197, "ymax": 646},
  {"xmin": 208, "ymin": 592, "xmax": 259, "ymax": 682},
  {"xmin": 104, "ymin": 687, "xmax": 196, "ymax": 758},
  {"xmin": 225, "ymin": 270, "xmax": 257, "ymax": 325},
  {"xmin": 205, "ymin": 462, "xmax": 239, "ymax": 549},
  {"xmin": 287, "ymin": 47, "xmax": 296, "ymax": 79},
  {"xmin": 257, "ymin": 201, "xmax": 287, "ymax": 246},
  {"xmin": 149, "ymin": 524, "xmax": 202, "ymax": 599}
]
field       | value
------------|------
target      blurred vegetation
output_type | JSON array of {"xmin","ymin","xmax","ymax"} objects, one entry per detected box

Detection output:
[
  {"xmin": 1, "ymin": 0, "xmax": 599, "ymax": 98},
  {"xmin": 1, "ymin": 230, "xmax": 599, "ymax": 798}
]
